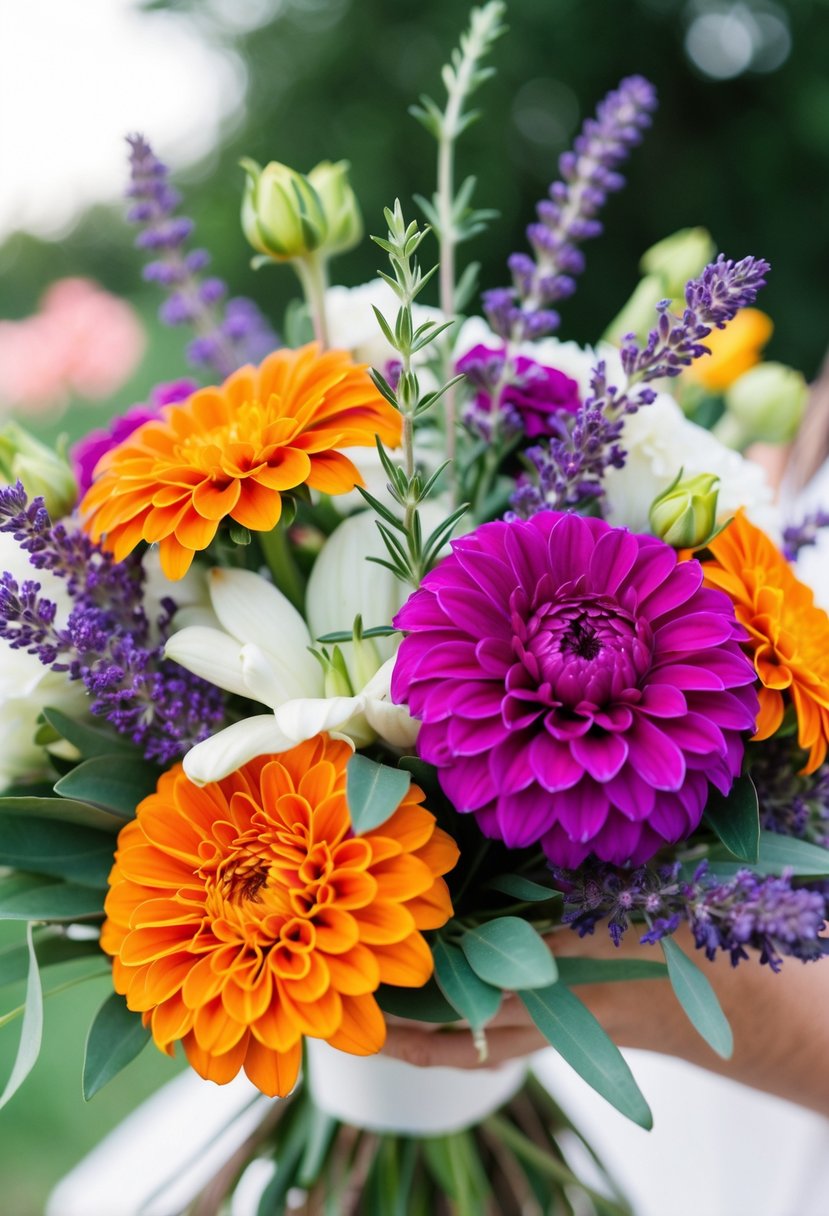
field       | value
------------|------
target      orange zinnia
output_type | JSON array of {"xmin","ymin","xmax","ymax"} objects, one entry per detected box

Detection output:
[
  {"xmin": 698, "ymin": 511, "xmax": 829, "ymax": 772},
  {"xmin": 80, "ymin": 343, "xmax": 401, "ymax": 579},
  {"xmin": 100, "ymin": 734, "xmax": 458, "ymax": 1097}
]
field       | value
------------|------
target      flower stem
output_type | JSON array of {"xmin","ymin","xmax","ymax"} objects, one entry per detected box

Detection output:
[
  {"xmin": 294, "ymin": 254, "xmax": 330, "ymax": 349},
  {"xmin": 259, "ymin": 522, "xmax": 305, "ymax": 611}
]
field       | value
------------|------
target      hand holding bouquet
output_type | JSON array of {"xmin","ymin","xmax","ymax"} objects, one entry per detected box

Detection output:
[{"xmin": 1, "ymin": 4, "xmax": 827, "ymax": 1212}]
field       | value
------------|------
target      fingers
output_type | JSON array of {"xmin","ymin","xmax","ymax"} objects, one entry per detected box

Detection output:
[{"xmin": 382, "ymin": 1022, "xmax": 546, "ymax": 1070}]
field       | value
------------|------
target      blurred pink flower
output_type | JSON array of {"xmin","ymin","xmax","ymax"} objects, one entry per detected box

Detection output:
[{"xmin": 0, "ymin": 278, "xmax": 145, "ymax": 415}]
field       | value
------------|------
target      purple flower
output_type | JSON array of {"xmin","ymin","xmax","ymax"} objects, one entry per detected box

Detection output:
[
  {"xmin": 392, "ymin": 512, "xmax": 759, "ymax": 867},
  {"xmin": 70, "ymin": 378, "xmax": 196, "ymax": 497},
  {"xmin": 485, "ymin": 76, "xmax": 658, "ymax": 341},
  {"xmin": 126, "ymin": 135, "xmax": 277, "ymax": 378},
  {"xmin": 456, "ymin": 344, "xmax": 581, "ymax": 441}
]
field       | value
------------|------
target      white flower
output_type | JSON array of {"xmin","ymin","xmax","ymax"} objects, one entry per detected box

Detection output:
[
  {"xmin": 603, "ymin": 394, "xmax": 777, "ymax": 536},
  {"xmin": 0, "ymin": 532, "xmax": 87, "ymax": 789},
  {"xmin": 165, "ymin": 565, "xmax": 417, "ymax": 785},
  {"xmin": 325, "ymin": 278, "xmax": 443, "ymax": 369},
  {"xmin": 454, "ymin": 317, "xmax": 777, "ymax": 536},
  {"xmin": 306, "ymin": 510, "xmax": 409, "ymax": 672}
]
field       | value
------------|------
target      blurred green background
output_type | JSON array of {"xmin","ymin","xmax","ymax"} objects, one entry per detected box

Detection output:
[{"xmin": 2, "ymin": 0, "xmax": 829, "ymax": 1209}]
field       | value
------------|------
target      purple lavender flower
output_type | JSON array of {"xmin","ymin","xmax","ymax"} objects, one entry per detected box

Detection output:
[
  {"xmin": 783, "ymin": 509, "xmax": 829, "ymax": 562},
  {"xmin": 512, "ymin": 255, "xmax": 770, "ymax": 514},
  {"xmin": 71, "ymin": 379, "xmax": 196, "ymax": 498},
  {"xmin": 126, "ymin": 135, "xmax": 277, "ymax": 379},
  {"xmin": 556, "ymin": 858, "xmax": 827, "ymax": 970},
  {"xmin": 392, "ymin": 511, "xmax": 758, "ymax": 867},
  {"xmin": 456, "ymin": 343, "xmax": 581, "ymax": 442},
  {"xmin": 484, "ymin": 76, "xmax": 658, "ymax": 342},
  {"xmin": 751, "ymin": 738, "xmax": 829, "ymax": 848},
  {"xmin": 0, "ymin": 482, "xmax": 224, "ymax": 764}
]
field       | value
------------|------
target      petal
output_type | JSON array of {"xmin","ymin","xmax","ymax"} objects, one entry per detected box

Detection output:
[
  {"xmin": 182, "ymin": 715, "xmax": 297, "ymax": 785},
  {"xmin": 164, "ymin": 626, "xmax": 249, "ymax": 699}
]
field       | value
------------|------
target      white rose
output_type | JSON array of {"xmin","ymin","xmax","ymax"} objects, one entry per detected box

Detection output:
[{"xmin": 325, "ymin": 278, "xmax": 443, "ymax": 370}]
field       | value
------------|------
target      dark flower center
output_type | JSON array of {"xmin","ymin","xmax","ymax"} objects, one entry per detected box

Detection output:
[{"xmin": 560, "ymin": 618, "xmax": 602, "ymax": 661}]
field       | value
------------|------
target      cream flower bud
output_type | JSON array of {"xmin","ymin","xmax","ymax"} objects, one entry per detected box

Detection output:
[
  {"xmin": 0, "ymin": 423, "xmax": 77, "ymax": 519},
  {"xmin": 717, "ymin": 362, "xmax": 809, "ymax": 449},
  {"xmin": 649, "ymin": 471, "xmax": 720, "ymax": 549},
  {"xmin": 639, "ymin": 227, "xmax": 716, "ymax": 296},
  {"xmin": 240, "ymin": 157, "xmax": 328, "ymax": 262},
  {"xmin": 308, "ymin": 160, "xmax": 362, "ymax": 258}
]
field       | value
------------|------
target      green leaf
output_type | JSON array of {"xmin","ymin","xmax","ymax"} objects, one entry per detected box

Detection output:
[
  {"xmin": 485, "ymin": 874, "xmax": 561, "ymax": 903},
  {"xmin": 41, "ymin": 708, "xmax": 138, "ymax": 760},
  {"xmin": 704, "ymin": 774, "xmax": 759, "ymax": 863},
  {"xmin": 460, "ymin": 918, "xmax": 557, "ymax": 990},
  {"xmin": 0, "ymin": 795, "xmax": 125, "ymax": 831},
  {"xmin": 519, "ymin": 983, "xmax": 652, "ymax": 1129},
  {"xmin": 54, "ymin": 756, "xmax": 160, "ymax": 816},
  {"xmin": 433, "ymin": 939, "xmax": 501, "ymax": 1030},
  {"xmin": 0, "ymin": 873, "xmax": 104, "ymax": 922},
  {"xmin": 296, "ymin": 1106, "xmax": 337, "ymax": 1187},
  {"xmin": 755, "ymin": 831, "xmax": 829, "ymax": 877},
  {"xmin": 556, "ymin": 957, "xmax": 669, "ymax": 985},
  {"xmin": 661, "ymin": 937, "xmax": 733, "ymax": 1058},
  {"xmin": 0, "ymin": 929, "xmax": 101, "ymax": 990},
  {"xmin": 376, "ymin": 977, "xmax": 459, "ymax": 1024},
  {"xmin": 0, "ymin": 815, "xmax": 114, "ymax": 888},
  {"xmin": 346, "ymin": 754, "xmax": 411, "ymax": 834},
  {"xmin": 83, "ymin": 993, "xmax": 151, "ymax": 1100},
  {"xmin": 0, "ymin": 925, "xmax": 43, "ymax": 1109}
]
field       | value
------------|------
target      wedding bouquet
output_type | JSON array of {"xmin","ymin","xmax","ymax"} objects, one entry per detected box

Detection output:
[{"xmin": 2, "ymin": 5, "xmax": 827, "ymax": 1213}]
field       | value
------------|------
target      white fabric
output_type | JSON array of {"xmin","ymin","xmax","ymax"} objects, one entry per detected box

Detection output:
[
  {"xmin": 304, "ymin": 1039, "xmax": 527, "ymax": 1136},
  {"xmin": 539, "ymin": 1047, "xmax": 829, "ymax": 1216}
]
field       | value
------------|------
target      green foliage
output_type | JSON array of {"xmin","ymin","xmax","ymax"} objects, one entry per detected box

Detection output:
[
  {"xmin": 460, "ymin": 916, "xmax": 557, "ymax": 989},
  {"xmin": 433, "ymin": 938, "xmax": 501, "ymax": 1030},
  {"xmin": 54, "ymin": 756, "xmax": 161, "ymax": 817},
  {"xmin": 519, "ymin": 982, "xmax": 653, "ymax": 1128},
  {"xmin": 704, "ymin": 774, "xmax": 760, "ymax": 864},
  {"xmin": 0, "ymin": 874, "xmax": 104, "ymax": 923},
  {"xmin": 0, "ymin": 816, "xmax": 114, "ymax": 889},
  {"xmin": 661, "ymin": 937, "xmax": 733, "ymax": 1059},
  {"xmin": 555, "ymin": 956, "xmax": 669, "ymax": 985},
  {"xmin": 0, "ymin": 926, "xmax": 43, "ymax": 1111},
  {"xmin": 346, "ymin": 753, "xmax": 411, "ymax": 833},
  {"xmin": 376, "ymin": 977, "xmax": 459, "ymax": 1024},
  {"xmin": 83, "ymin": 993, "xmax": 151, "ymax": 1100}
]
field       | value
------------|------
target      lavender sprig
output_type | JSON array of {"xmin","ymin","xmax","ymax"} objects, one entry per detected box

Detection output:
[
  {"xmin": 484, "ymin": 75, "xmax": 658, "ymax": 342},
  {"xmin": 127, "ymin": 135, "xmax": 276, "ymax": 379},
  {"xmin": 752, "ymin": 739, "xmax": 829, "ymax": 849},
  {"xmin": 783, "ymin": 509, "xmax": 829, "ymax": 562},
  {"xmin": 511, "ymin": 254, "xmax": 770, "ymax": 513},
  {"xmin": 555, "ymin": 859, "xmax": 826, "ymax": 971},
  {"xmin": 0, "ymin": 483, "xmax": 224, "ymax": 765}
]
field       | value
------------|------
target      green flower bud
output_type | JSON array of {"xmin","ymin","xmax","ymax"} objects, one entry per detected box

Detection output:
[
  {"xmin": 240, "ymin": 157, "xmax": 328, "ymax": 262},
  {"xmin": 308, "ymin": 160, "xmax": 363, "ymax": 258},
  {"xmin": 640, "ymin": 227, "xmax": 716, "ymax": 297},
  {"xmin": 649, "ymin": 471, "xmax": 720, "ymax": 549},
  {"xmin": 605, "ymin": 228, "xmax": 715, "ymax": 345},
  {"xmin": 349, "ymin": 616, "xmax": 382, "ymax": 689},
  {"xmin": 322, "ymin": 646, "xmax": 355, "ymax": 699},
  {"xmin": 0, "ymin": 423, "xmax": 77, "ymax": 519},
  {"xmin": 717, "ymin": 362, "xmax": 809, "ymax": 449}
]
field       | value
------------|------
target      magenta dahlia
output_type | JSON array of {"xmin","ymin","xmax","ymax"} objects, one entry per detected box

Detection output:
[{"xmin": 392, "ymin": 512, "xmax": 759, "ymax": 867}]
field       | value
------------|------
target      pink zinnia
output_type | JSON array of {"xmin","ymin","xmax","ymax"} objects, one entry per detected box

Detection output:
[{"xmin": 392, "ymin": 512, "xmax": 759, "ymax": 867}]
